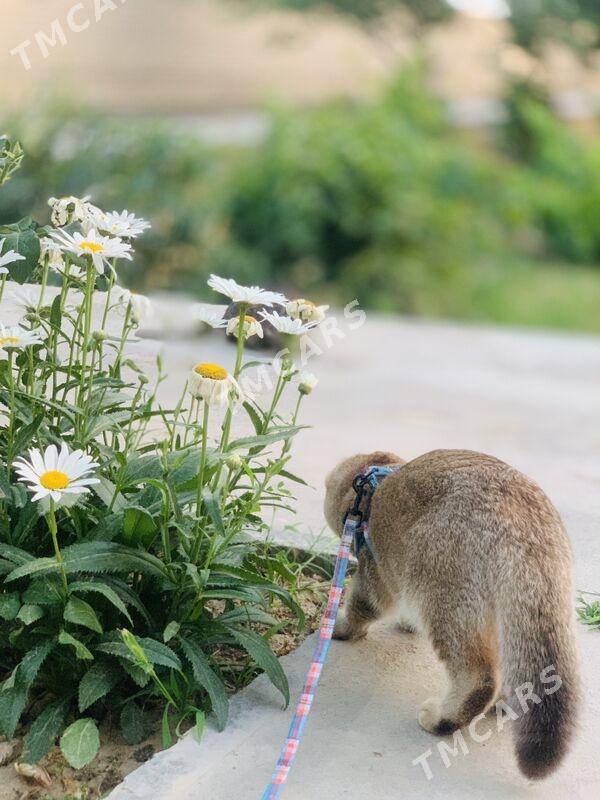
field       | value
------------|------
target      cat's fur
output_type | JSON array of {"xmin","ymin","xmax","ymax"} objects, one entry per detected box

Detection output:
[{"xmin": 324, "ymin": 449, "xmax": 580, "ymax": 780}]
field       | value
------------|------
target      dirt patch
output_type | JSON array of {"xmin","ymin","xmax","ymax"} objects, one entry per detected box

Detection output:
[{"xmin": 0, "ymin": 571, "xmax": 330, "ymax": 800}]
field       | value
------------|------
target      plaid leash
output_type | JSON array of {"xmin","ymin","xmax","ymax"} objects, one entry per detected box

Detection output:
[{"xmin": 261, "ymin": 516, "xmax": 356, "ymax": 800}]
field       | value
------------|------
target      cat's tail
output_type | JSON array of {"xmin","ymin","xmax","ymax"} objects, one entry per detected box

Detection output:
[{"xmin": 499, "ymin": 548, "xmax": 581, "ymax": 780}]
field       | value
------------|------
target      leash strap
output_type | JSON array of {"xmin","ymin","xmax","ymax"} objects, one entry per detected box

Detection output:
[{"xmin": 261, "ymin": 516, "xmax": 357, "ymax": 799}]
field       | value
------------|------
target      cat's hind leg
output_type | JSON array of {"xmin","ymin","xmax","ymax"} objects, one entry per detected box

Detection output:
[{"xmin": 418, "ymin": 623, "xmax": 499, "ymax": 735}]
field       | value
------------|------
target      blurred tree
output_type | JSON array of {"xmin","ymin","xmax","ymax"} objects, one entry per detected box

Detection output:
[{"xmin": 254, "ymin": 0, "xmax": 599, "ymax": 54}]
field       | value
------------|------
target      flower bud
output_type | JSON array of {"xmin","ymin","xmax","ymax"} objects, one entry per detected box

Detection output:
[
  {"xmin": 298, "ymin": 372, "xmax": 318, "ymax": 395},
  {"xmin": 226, "ymin": 453, "xmax": 243, "ymax": 471}
]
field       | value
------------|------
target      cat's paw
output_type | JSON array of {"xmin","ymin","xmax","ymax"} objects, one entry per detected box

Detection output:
[
  {"xmin": 418, "ymin": 698, "xmax": 460, "ymax": 736},
  {"xmin": 333, "ymin": 613, "xmax": 351, "ymax": 641},
  {"xmin": 418, "ymin": 697, "xmax": 443, "ymax": 733}
]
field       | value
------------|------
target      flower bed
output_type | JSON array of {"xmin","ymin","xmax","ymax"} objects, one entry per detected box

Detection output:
[{"xmin": 0, "ymin": 139, "xmax": 328, "ymax": 783}]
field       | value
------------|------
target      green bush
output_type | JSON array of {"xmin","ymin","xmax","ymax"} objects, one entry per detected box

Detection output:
[
  {"xmin": 0, "ymin": 161, "xmax": 320, "ymax": 767},
  {"xmin": 1, "ymin": 69, "xmax": 599, "ymax": 326}
]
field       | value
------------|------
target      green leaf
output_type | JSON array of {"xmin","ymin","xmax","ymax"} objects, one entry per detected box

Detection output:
[
  {"xmin": 120, "ymin": 700, "xmax": 146, "ymax": 745},
  {"xmin": 68, "ymin": 581, "xmax": 133, "ymax": 625},
  {"xmin": 65, "ymin": 596, "xmax": 103, "ymax": 634},
  {"xmin": 6, "ymin": 541, "xmax": 168, "ymax": 583},
  {"xmin": 60, "ymin": 718, "xmax": 100, "ymax": 769},
  {"xmin": 49, "ymin": 294, "xmax": 62, "ymax": 331},
  {"xmin": 0, "ymin": 643, "xmax": 54, "ymax": 738},
  {"xmin": 163, "ymin": 621, "xmax": 180, "ymax": 643},
  {"xmin": 93, "ymin": 475, "xmax": 126, "ymax": 511},
  {"xmin": 58, "ymin": 630, "xmax": 94, "ymax": 661},
  {"xmin": 12, "ymin": 503, "xmax": 42, "ymax": 547},
  {"xmin": 195, "ymin": 710, "xmax": 205, "ymax": 743},
  {"xmin": 227, "ymin": 426, "xmax": 302, "ymax": 452},
  {"xmin": 0, "ymin": 228, "xmax": 40, "ymax": 283},
  {"xmin": 242, "ymin": 401, "xmax": 264, "ymax": 434},
  {"xmin": 79, "ymin": 663, "xmax": 120, "ymax": 712},
  {"xmin": 23, "ymin": 575, "xmax": 64, "ymax": 606},
  {"xmin": 17, "ymin": 604, "xmax": 44, "ymax": 625},
  {"xmin": 226, "ymin": 627, "xmax": 289, "ymax": 707},
  {"xmin": 201, "ymin": 489, "xmax": 224, "ymax": 535},
  {"xmin": 23, "ymin": 698, "xmax": 69, "ymax": 764},
  {"xmin": 180, "ymin": 638, "xmax": 229, "ymax": 731},
  {"xmin": 0, "ymin": 689, "xmax": 27, "ymax": 739},
  {"xmin": 161, "ymin": 705, "xmax": 172, "ymax": 749},
  {"xmin": 122, "ymin": 506, "xmax": 158, "ymax": 549},
  {"xmin": 0, "ymin": 592, "xmax": 21, "ymax": 620},
  {"xmin": 121, "ymin": 454, "xmax": 163, "ymax": 487},
  {"xmin": 13, "ymin": 413, "xmax": 44, "ymax": 457},
  {"xmin": 18, "ymin": 641, "xmax": 54, "ymax": 686},
  {"xmin": 97, "ymin": 637, "xmax": 181, "ymax": 671}
]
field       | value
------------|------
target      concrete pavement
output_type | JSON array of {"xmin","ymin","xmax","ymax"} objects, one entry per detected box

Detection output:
[{"xmin": 108, "ymin": 305, "xmax": 600, "ymax": 799}]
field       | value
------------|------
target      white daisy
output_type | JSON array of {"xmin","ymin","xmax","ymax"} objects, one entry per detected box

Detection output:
[
  {"xmin": 286, "ymin": 298, "xmax": 329, "ymax": 324},
  {"xmin": 226, "ymin": 314, "xmax": 264, "ymax": 340},
  {"xmin": 49, "ymin": 229, "xmax": 133, "ymax": 274},
  {"xmin": 39, "ymin": 237, "xmax": 66, "ymax": 272},
  {"xmin": 0, "ymin": 239, "xmax": 26, "ymax": 274},
  {"xmin": 188, "ymin": 362, "xmax": 243, "ymax": 407},
  {"xmin": 47, "ymin": 195, "xmax": 100, "ymax": 229},
  {"xmin": 259, "ymin": 310, "xmax": 316, "ymax": 335},
  {"xmin": 113, "ymin": 287, "xmax": 153, "ymax": 324},
  {"xmin": 13, "ymin": 443, "xmax": 99, "ymax": 505},
  {"xmin": 91, "ymin": 209, "xmax": 151, "ymax": 239},
  {"xmin": 6, "ymin": 286, "xmax": 42, "ymax": 312},
  {"xmin": 298, "ymin": 372, "xmax": 318, "ymax": 395},
  {"xmin": 0, "ymin": 323, "xmax": 43, "ymax": 350},
  {"xmin": 207, "ymin": 275, "xmax": 286, "ymax": 307},
  {"xmin": 194, "ymin": 305, "xmax": 228, "ymax": 329}
]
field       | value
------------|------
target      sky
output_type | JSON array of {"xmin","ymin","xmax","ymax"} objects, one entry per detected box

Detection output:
[{"xmin": 447, "ymin": 0, "xmax": 510, "ymax": 18}]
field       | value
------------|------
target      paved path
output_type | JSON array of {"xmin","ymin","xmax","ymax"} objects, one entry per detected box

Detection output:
[{"xmin": 108, "ymin": 307, "xmax": 600, "ymax": 799}]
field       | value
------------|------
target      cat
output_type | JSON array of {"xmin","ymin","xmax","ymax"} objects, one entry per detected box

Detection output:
[{"xmin": 324, "ymin": 449, "xmax": 581, "ymax": 781}]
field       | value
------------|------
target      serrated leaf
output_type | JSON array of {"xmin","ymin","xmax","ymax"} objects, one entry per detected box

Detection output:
[
  {"xmin": 17, "ymin": 604, "xmax": 44, "ymax": 625},
  {"xmin": 58, "ymin": 630, "xmax": 94, "ymax": 661},
  {"xmin": 163, "ymin": 621, "xmax": 180, "ymax": 643},
  {"xmin": 226, "ymin": 627, "xmax": 289, "ymax": 707},
  {"xmin": 180, "ymin": 638, "xmax": 229, "ymax": 731},
  {"xmin": 0, "ymin": 688, "xmax": 27, "ymax": 739},
  {"xmin": 6, "ymin": 541, "xmax": 168, "ymax": 583},
  {"xmin": 120, "ymin": 700, "xmax": 145, "ymax": 745},
  {"xmin": 60, "ymin": 718, "xmax": 100, "ymax": 769},
  {"xmin": 23, "ymin": 698, "xmax": 69, "ymax": 764},
  {"xmin": 201, "ymin": 489, "xmax": 224, "ymax": 535},
  {"xmin": 97, "ymin": 637, "xmax": 181, "ymax": 671},
  {"xmin": 22, "ymin": 576, "xmax": 64, "ymax": 606},
  {"xmin": 79, "ymin": 663, "xmax": 119, "ymax": 712},
  {"xmin": 0, "ymin": 592, "xmax": 21, "ymax": 620},
  {"xmin": 227, "ymin": 425, "xmax": 302, "ymax": 452},
  {"xmin": 68, "ymin": 581, "xmax": 133, "ymax": 625},
  {"xmin": 65, "ymin": 596, "xmax": 103, "ymax": 634}
]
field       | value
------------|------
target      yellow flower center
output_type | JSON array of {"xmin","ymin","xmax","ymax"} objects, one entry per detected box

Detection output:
[
  {"xmin": 244, "ymin": 315, "xmax": 257, "ymax": 324},
  {"xmin": 194, "ymin": 363, "xmax": 228, "ymax": 380},
  {"xmin": 0, "ymin": 336, "xmax": 20, "ymax": 347},
  {"xmin": 298, "ymin": 299, "xmax": 315, "ymax": 307},
  {"xmin": 40, "ymin": 470, "xmax": 70, "ymax": 490},
  {"xmin": 80, "ymin": 241, "xmax": 104, "ymax": 253}
]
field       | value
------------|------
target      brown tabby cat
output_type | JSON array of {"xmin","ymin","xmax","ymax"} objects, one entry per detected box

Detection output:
[{"xmin": 324, "ymin": 449, "xmax": 580, "ymax": 780}]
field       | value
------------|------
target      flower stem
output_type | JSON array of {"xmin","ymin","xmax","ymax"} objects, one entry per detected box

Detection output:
[{"xmin": 47, "ymin": 497, "xmax": 68, "ymax": 592}]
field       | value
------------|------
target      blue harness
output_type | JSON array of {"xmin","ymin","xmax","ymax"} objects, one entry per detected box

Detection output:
[{"xmin": 346, "ymin": 464, "xmax": 402, "ymax": 559}]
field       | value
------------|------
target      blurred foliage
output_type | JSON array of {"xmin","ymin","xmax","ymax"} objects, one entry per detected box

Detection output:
[
  {"xmin": 260, "ymin": 0, "xmax": 599, "ymax": 55},
  {"xmin": 1, "ymin": 68, "xmax": 599, "ymax": 328}
]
